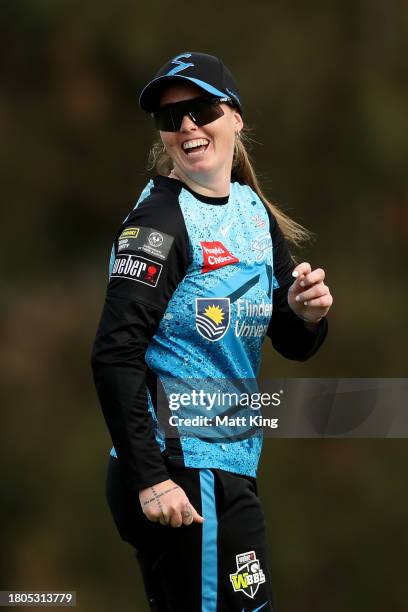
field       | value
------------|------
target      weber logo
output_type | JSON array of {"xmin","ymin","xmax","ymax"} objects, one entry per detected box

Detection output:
[{"xmin": 111, "ymin": 254, "xmax": 162, "ymax": 287}]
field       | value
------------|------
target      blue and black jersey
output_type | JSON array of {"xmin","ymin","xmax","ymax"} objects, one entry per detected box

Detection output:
[{"xmin": 91, "ymin": 175, "xmax": 328, "ymax": 492}]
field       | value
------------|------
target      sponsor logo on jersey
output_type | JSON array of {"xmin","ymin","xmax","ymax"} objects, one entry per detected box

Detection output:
[
  {"xmin": 251, "ymin": 232, "xmax": 272, "ymax": 263},
  {"xmin": 251, "ymin": 214, "xmax": 266, "ymax": 229},
  {"xmin": 111, "ymin": 254, "xmax": 162, "ymax": 287},
  {"xmin": 195, "ymin": 298, "xmax": 230, "ymax": 341},
  {"xmin": 235, "ymin": 299, "xmax": 272, "ymax": 338},
  {"xmin": 119, "ymin": 227, "xmax": 140, "ymax": 239},
  {"xmin": 200, "ymin": 241, "xmax": 239, "ymax": 273},
  {"xmin": 148, "ymin": 231, "xmax": 164, "ymax": 247},
  {"xmin": 229, "ymin": 550, "xmax": 266, "ymax": 599},
  {"xmin": 118, "ymin": 226, "xmax": 173, "ymax": 260},
  {"xmin": 220, "ymin": 220, "xmax": 235, "ymax": 237}
]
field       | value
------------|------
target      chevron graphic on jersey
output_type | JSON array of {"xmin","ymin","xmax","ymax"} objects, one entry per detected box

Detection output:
[{"xmin": 227, "ymin": 275, "xmax": 260, "ymax": 303}]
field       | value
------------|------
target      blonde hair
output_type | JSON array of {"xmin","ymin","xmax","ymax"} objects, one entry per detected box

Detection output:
[{"xmin": 147, "ymin": 126, "xmax": 313, "ymax": 248}]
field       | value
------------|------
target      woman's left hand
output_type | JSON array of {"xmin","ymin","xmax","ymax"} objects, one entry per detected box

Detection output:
[{"xmin": 288, "ymin": 262, "xmax": 333, "ymax": 323}]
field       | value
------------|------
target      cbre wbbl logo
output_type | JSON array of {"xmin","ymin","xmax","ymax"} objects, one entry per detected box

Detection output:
[{"xmin": 230, "ymin": 550, "xmax": 266, "ymax": 599}]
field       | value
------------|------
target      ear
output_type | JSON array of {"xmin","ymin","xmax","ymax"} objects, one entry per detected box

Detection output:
[
  {"xmin": 232, "ymin": 109, "xmax": 244, "ymax": 134},
  {"xmin": 159, "ymin": 132, "xmax": 168, "ymax": 151}
]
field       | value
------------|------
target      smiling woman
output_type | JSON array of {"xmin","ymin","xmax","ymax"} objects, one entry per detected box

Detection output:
[
  {"xmin": 91, "ymin": 51, "xmax": 332, "ymax": 612},
  {"xmin": 157, "ymin": 84, "xmax": 242, "ymax": 197}
]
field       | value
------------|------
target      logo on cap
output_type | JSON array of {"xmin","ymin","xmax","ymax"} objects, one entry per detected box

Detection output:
[{"xmin": 166, "ymin": 52, "xmax": 194, "ymax": 76}]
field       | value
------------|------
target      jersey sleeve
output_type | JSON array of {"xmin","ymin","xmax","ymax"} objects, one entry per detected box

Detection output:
[
  {"xmin": 91, "ymin": 189, "xmax": 190, "ymax": 492},
  {"xmin": 265, "ymin": 206, "xmax": 328, "ymax": 361}
]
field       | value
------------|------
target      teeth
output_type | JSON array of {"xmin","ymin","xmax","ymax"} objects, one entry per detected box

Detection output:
[{"xmin": 182, "ymin": 139, "xmax": 209, "ymax": 150}]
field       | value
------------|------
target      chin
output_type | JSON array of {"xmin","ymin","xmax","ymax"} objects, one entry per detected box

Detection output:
[{"xmin": 185, "ymin": 158, "xmax": 215, "ymax": 173}]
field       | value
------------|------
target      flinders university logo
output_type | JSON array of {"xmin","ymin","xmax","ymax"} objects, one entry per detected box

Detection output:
[
  {"xmin": 195, "ymin": 298, "xmax": 230, "ymax": 341},
  {"xmin": 229, "ymin": 550, "xmax": 266, "ymax": 599}
]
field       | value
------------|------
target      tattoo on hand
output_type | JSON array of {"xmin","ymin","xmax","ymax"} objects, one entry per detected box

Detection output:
[
  {"xmin": 181, "ymin": 505, "xmax": 192, "ymax": 519},
  {"xmin": 142, "ymin": 485, "xmax": 180, "ymax": 507}
]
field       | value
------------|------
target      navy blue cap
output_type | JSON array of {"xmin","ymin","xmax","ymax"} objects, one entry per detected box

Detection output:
[{"xmin": 139, "ymin": 52, "xmax": 242, "ymax": 115}]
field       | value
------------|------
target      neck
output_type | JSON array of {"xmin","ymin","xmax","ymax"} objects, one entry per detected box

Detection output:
[{"xmin": 168, "ymin": 168, "xmax": 231, "ymax": 198}]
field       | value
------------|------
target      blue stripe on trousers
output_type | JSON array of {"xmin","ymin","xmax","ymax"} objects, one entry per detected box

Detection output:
[{"xmin": 199, "ymin": 469, "xmax": 218, "ymax": 612}]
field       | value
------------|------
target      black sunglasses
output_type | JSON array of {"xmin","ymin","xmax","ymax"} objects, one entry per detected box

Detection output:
[{"xmin": 152, "ymin": 96, "xmax": 233, "ymax": 132}]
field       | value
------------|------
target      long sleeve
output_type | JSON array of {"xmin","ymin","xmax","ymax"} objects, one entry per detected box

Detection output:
[
  {"xmin": 266, "ymin": 208, "xmax": 328, "ymax": 361},
  {"xmin": 91, "ymin": 184, "xmax": 190, "ymax": 492}
]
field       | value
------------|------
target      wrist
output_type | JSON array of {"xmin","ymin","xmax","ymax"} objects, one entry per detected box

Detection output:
[
  {"xmin": 294, "ymin": 310, "xmax": 323, "ymax": 326},
  {"xmin": 289, "ymin": 305, "xmax": 323, "ymax": 325}
]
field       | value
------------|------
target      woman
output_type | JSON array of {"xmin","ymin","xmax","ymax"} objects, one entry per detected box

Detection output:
[{"xmin": 91, "ymin": 51, "xmax": 333, "ymax": 612}]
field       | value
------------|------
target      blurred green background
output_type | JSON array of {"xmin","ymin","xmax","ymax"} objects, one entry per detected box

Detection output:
[{"xmin": 1, "ymin": 0, "xmax": 407, "ymax": 610}]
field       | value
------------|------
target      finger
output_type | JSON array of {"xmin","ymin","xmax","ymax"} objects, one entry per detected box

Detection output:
[
  {"xmin": 295, "ymin": 283, "xmax": 329, "ymax": 304},
  {"xmin": 169, "ymin": 510, "xmax": 183, "ymax": 528},
  {"xmin": 305, "ymin": 294, "xmax": 333, "ymax": 309},
  {"xmin": 191, "ymin": 505, "xmax": 205, "ymax": 524},
  {"xmin": 159, "ymin": 513, "xmax": 169, "ymax": 526},
  {"xmin": 291, "ymin": 262, "xmax": 312, "ymax": 280},
  {"xmin": 290, "ymin": 263, "xmax": 312, "ymax": 295},
  {"xmin": 299, "ymin": 268, "xmax": 325, "ymax": 288},
  {"xmin": 144, "ymin": 510, "xmax": 162, "ymax": 523},
  {"xmin": 181, "ymin": 503, "xmax": 194, "ymax": 526}
]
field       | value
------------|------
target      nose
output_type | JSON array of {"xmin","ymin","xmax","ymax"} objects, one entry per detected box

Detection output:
[{"xmin": 179, "ymin": 113, "xmax": 197, "ymax": 131}]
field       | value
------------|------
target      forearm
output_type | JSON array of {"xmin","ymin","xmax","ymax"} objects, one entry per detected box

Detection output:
[
  {"xmin": 91, "ymin": 295, "xmax": 169, "ymax": 492},
  {"xmin": 268, "ymin": 307, "xmax": 328, "ymax": 361}
]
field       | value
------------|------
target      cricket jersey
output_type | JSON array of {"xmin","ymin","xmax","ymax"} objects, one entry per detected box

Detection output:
[{"xmin": 91, "ymin": 175, "xmax": 328, "ymax": 492}]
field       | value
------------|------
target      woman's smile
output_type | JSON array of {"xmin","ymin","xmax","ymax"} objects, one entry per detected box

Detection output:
[{"xmin": 181, "ymin": 138, "xmax": 210, "ymax": 157}]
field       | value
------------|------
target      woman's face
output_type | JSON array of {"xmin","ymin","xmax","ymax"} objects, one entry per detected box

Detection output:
[{"xmin": 158, "ymin": 82, "xmax": 243, "ymax": 186}]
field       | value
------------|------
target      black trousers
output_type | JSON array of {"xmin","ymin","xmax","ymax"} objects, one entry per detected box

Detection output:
[{"xmin": 106, "ymin": 455, "xmax": 276, "ymax": 612}]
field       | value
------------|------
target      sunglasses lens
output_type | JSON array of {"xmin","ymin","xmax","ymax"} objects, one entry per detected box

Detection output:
[
  {"xmin": 191, "ymin": 99, "xmax": 225, "ymax": 127},
  {"xmin": 153, "ymin": 98, "xmax": 226, "ymax": 132},
  {"xmin": 154, "ymin": 107, "xmax": 177, "ymax": 131}
]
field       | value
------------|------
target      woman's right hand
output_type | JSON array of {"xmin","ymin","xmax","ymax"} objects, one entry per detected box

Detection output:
[{"xmin": 139, "ymin": 479, "xmax": 205, "ymax": 528}]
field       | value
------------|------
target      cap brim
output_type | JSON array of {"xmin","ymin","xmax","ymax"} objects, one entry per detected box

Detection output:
[{"xmin": 139, "ymin": 75, "xmax": 230, "ymax": 113}]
